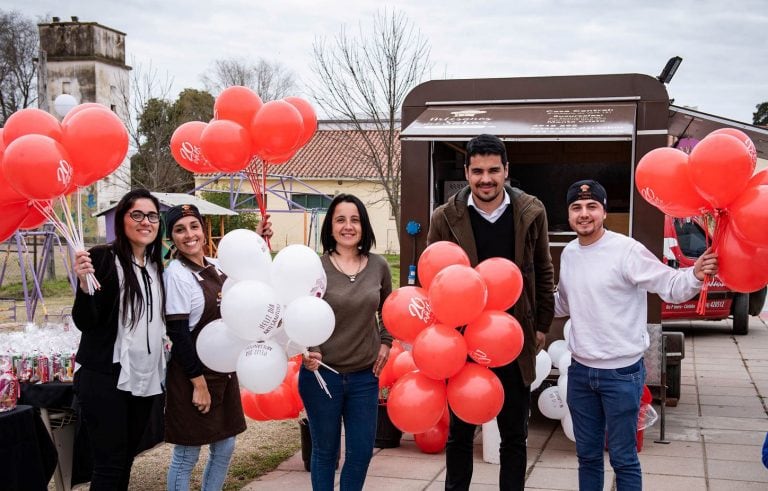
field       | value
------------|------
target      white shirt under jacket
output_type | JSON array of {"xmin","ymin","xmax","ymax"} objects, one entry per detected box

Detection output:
[{"xmin": 554, "ymin": 230, "xmax": 702, "ymax": 369}]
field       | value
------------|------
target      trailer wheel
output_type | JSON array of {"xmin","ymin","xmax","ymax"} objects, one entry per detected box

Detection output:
[{"xmin": 732, "ymin": 293, "xmax": 749, "ymax": 335}]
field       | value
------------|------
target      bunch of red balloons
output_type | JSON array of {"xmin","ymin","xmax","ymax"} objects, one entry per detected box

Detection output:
[
  {"xmin": 0, "ymin": 105, "xmax": 128, "ymax": 242},
  {"xmin": 240, "ymin": 354, "xmax": 303, "ymax": 421},
  {"xmin": 636, "ymin": 128, "xmax": 768, "ymax": 292},
  {"xmin": 379, "ymin": 241, "xmax": 525, "ymax": 445},
  {"xmin": 170, "ymin": 86, "xmax": 317, "ymax": 174}
]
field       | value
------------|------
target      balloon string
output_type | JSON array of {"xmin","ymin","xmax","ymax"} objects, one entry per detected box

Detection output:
[
  {"xmin": 695, "ymin": 210, "xmax": 727, "ymax": 315},
  {"xmin": 245, "ymin": 157, "xmax": 271, "ymax": 250}
]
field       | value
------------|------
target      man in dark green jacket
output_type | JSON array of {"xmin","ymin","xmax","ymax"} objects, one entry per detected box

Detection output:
[{"xmin": 427, "ymin": 133, "xmax": 555, "ymax": 491}]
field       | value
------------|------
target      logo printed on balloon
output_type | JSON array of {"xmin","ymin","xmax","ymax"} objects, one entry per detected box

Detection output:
[
  {"xmin": 179, "ymin": 141, "xmax": 203, "ymax": 164},
  {"xmin": 469, "ymin": 349, "xmax": 491, "ymax": 366},
  {"xmin": 258, "ymin": 303, "xmax": 283, "ymax": 339},
  {"xmin": 244, "ymin": 342, "xmax": 275, "ymax": 358},
  {"xmin": 408, "ymin": 296, "xmax": 434, "ymax": 324},
  {"xmin": 56, "ymin": 159, "xmax": 73, "ymax": 187}
]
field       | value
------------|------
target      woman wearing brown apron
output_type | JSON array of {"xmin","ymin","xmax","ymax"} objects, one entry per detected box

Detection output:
[{"xmin": 163, "ymin": 204, "xmax": 271, "ymax": 490}]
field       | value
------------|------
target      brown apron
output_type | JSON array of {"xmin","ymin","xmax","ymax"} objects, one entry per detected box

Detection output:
[{"xmin": 164, "ymin": 256, "xmax": 246, "ymax": 446}]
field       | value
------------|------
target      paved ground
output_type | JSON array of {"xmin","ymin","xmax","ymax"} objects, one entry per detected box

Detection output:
[{"xmin": 245, "ymin": 315, "xmax": 768, "ymax": 490}]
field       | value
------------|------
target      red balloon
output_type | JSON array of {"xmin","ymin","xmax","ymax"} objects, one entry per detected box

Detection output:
[
  {"xmin": 214, "ymin": 86, "xmax": 263, "ymax": 130},
  {"xmin": 241, "ymin": 389, "xmax": 270, "ymax": 421},
  {"xmin": 0, "ymin": 201, "xmax": 31, "ymax": 242},
  {"xmin": 475, "ymin": 258, "xmax": 523, "ymax": 311},
  {"xmin": 414, "ymin": 423, "xmax": 448, "ymax": 453},
  {"xmin": 417, "ymin": 241, "xmax": 471, "ymax": 290},
  {"xmin": 689, "ymin": 134, "xmax": 753, "ymax": 209},
  {"xmin": 258, "ymin": 148, "xmax": 296, "ymax": 165},
  {"xmin": 0, "ymin": 153, "xmax": 27, "ymax": 206},
  {"xmin": 439, "ymin": 403, "xmax": 450, "ymax": 427},
  {"xmin": 61, "ymin": 103, "xmax": 111, "ymax": 125},
  {"xmin": 710, "ymin": 128, "xmax": 757, "ymax": 169},
  {"xmin": 729, "ymin": 185, "xmax": 768, "ymax": 248},
  {"xmin": 447, "ymin": 363, "xmax": 504, "ymax": 425},
  {"xmin": 391, "ymin": 350, "xmax": 418, "ymax": 382},
  {"xmin": 1, "ymin": 135, "xmax": 73, "ymax": 200},
  {"xmin": 256, "ymin": 384, "xmax": 300, "ymax": 420},
  {"xmin": 61, "ymin": 107, "xmax": 129, "ymax": 186},
  {"xmin": 635, "ymin": 147, "xmax": 710, "ymax": 217},
  {"xmin": 748, "ymin": 169, "xmax": 768, "ymax": 188},
  {"xmin": 200, "ymin": 120, "xmax": 252, "ymax": 172},
  {"xmin": 464, "ymin": 310, "xmax": 524, "ymax": 367},
  {"xmin": 387, "ymin": 372, "xmax": 447, "ymax": 434},
  {"xmin": 19, "ymin": 201, "xmax": 52, "ymax": 230},
  {"xmin": 428, "ymin": 265, "xmax": 487, "ymax": 327},
  {"xmin": 250, "ymin": 100, "xmax": 303, "ymax": 158},
  {"xmin": 412, "ymin": 324, "xmax": 467, "ymax": 380},
  {"xmin": 170, "ymin": 121, "xmax": 216, "ymax": 173},
  {"xmin": 284, "ymin": 97, "xmax": 317, "ymax": 148},
  {"xmin": 382, "ymin": 286, "xmax": 435, "ymax": 343},
  {"xmin": 641, "ymin": 385, "xmax": 652, "ymax": 405},
  {"xmin": 717, "ymin": 226, "xmax": 768, "ymax": 292},
  {"xmin": 378, "ymin": 341, "xmax": 404, "ymax": 389},
  {"xmin": 0, "ymin": 128, "xmax": 6, "ymax": 163},
  {"xmin": 3, "ymin": 108, "xmax": 62, "ymax": 145}
]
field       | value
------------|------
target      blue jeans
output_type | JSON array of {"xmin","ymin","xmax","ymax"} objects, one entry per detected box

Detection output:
[
  {"xmin": 567, "ymin": 359, "xmax": 645, "ymax": 491},
  {"xmin": 166, "ymin": 437, "xmax": 236, "ymax": 491},
  {"xmin": 298, "ymin": 366, "xmax": 379, "ymax": 491}
]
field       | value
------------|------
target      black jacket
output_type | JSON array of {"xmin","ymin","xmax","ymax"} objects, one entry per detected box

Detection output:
[{"xmin": 72, "ymin": 245, "xmax": 123, "ymax": 374}]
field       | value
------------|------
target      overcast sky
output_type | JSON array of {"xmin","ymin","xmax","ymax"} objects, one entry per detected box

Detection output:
[{"xmin": 6, "ymin": 0, "xmax": 767, "ymax": 123}]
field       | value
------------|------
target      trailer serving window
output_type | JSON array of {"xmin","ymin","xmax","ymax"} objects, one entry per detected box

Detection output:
[{"xmin": 401, "ymin": 102, "xmax": 637, "ymax": 236}]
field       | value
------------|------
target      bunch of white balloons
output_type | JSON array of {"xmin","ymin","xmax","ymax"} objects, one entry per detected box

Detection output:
[
  {"xmin": 195, "ymin": 230, "xmax": 334, "ymax": 394},
  {"xmin": 536, "ymin": 320, "xmax": 575, "ymax": 441}
]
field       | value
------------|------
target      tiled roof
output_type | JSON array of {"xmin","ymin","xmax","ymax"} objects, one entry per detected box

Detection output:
[{"xmin": 197, "ymin": 128, "xmax": 399, "ymax": 180}]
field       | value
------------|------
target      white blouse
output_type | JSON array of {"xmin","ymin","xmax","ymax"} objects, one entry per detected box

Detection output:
[{"xmin": 112, "ymin": 257, "xmax": 165, "ymax": 396}]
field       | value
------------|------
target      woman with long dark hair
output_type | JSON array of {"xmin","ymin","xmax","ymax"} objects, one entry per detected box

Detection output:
[
  {"xmin": 299, "ymin": 194, "xmax": 393, "ymax": 491},
  {"xmin": 72, "ymin": 188, "xmax": 166, "ymax": 490}
]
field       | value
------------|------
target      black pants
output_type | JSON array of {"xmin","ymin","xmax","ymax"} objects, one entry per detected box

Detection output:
[
  {"xmin": 445, "ymin": 361, "xmax": 531, "ymax": 491},
  {"xmin": 73, "ymin": 365, "xmax": 155, "ymax": 491}
]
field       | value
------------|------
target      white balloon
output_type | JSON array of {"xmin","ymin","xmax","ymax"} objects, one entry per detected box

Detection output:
[
  {"xmin": 563, "ymin": 319, "xmax": 572, "ymax": 344},
  {"xmin": 557, "ymin": 374, "xmax": 568, "ymax": 402},
  {"xmin": 561, "ymin": 412, "xmax": 576, "ymax": 442},
  {"xmin": 196, "ymin": 319, "xmax": 249, "ymax": 373},
  {"xmin": 548, "ymin": 340, "xmax": 569, "ymax": 368},
  {"xmin": 283, "ymin": 296, "xmax": 335, "ymax": 347},
  {"xmin": 236, "ymin": 340, "xmax": 288, "ymax": 394},
  {"xmin": 530, "ymin": 350, "xmax": 552, "ymax": 391},
  {"xmin": 270, "ymin": 326, "xmax": 306, "ymax": 358},
  {"xmin": 221, "ymin": 277, "xmax": 238, "ymax": 297},
  {"xmin": 54, "ymin": 94, "xmax": 78, "ymax": 117},
  {"xmin": 220, "ymin": 280, "xmax": 283, "ymax": 341},
  {"xmin": 217, "ymin": 229, "xmax": 271, "ymax": 282},
  {"xmin": 537, "ymin": 386, "xmax": 568, "ymax": 420},
  {"xmin": 271, "ymin": 245, "xmax": 326, "ymax": 305},
  {"xmin": 558, "ymin": 352, "xmax": 572, "ymax": 371}
]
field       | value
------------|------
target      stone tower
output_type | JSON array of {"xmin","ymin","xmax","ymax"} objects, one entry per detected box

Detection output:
[{"xmin": 37, "ymin": 17, "xmax": 131, "ymax": 238}]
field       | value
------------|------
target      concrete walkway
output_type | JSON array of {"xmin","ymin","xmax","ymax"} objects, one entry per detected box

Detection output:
[{"xmin": 244, "ymin": 316, "xmax": 768, "ymax": 490}]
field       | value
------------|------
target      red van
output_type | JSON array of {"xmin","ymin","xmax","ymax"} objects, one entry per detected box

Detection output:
[{"xmin": 662, "ymin": 215, "xmax": 766, "ymax": 334}]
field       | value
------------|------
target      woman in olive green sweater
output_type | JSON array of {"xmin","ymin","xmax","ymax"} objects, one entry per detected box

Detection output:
[{"xmin": 299, "ymin": 194, "xmax": 392, "ymax": 491}]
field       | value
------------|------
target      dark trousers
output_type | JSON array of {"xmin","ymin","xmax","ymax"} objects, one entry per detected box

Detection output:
[
  {"xmin": 73, "ymin": 365, "xmax": 155, "ymax": 491},
  {"xmin": 445, "ymin": 361, "xmax": 531, "ymax": 491}
]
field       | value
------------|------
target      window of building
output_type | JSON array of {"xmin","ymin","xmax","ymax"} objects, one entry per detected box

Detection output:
[
  {"xmin": 62, "ymin": 81, "xmax": 71, "ymax": 94},
  {"xmin": 290, "ymin": 193, "xmax": 332, "ymax": 211}
]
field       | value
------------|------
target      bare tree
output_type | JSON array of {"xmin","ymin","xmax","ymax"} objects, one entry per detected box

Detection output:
[
  {"xmin": 200, "ymin": 57, "xmax": 297, "ymax": 101},
  {"xmin": 309, "ymin": 9, "xmax": 432, "ymax": 237},
  {"xmin": 0, "ymin": 10, "xmax": 38, "ymax": 125}
]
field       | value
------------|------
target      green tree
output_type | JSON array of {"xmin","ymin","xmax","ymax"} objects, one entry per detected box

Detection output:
[
  {"xmin": 754, "ymin": 102, "xmax": 768, "ymax": 126},
  {"xmin": 131, "ymin": 88, "xmax": 214, "ymax": 192},
  {"xmin": 200, "ymin": 191, "xmax": 260, "ymax": 235},
  {"xmin": 0, "ymin": 10, "xmax": 38, "ymax": 125}
]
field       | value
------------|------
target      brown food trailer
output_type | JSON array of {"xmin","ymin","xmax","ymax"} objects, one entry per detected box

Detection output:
[{"xmin": 399, "ymin": 73, "xmax": 768, "ymax": 405}]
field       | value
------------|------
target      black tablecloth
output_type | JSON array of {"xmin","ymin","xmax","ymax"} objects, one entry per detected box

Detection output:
[
  {"xmin": 0, "ymin": 405, "xmax": 58, "ymax": 491},
  {"xmin": 18, "ymin": 382, "xmax": 165, "ymax": 485}
]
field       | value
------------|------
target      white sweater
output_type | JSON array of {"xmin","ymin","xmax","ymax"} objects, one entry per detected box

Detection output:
[{"xmin": 555, "ymin": 230, "xmax": 702, "ymax": 369}]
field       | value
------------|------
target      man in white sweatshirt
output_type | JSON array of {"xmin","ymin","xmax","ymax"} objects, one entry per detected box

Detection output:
[{"xmin": 554, "ymin": 180, "xmax": 718, "ymax": 491}]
